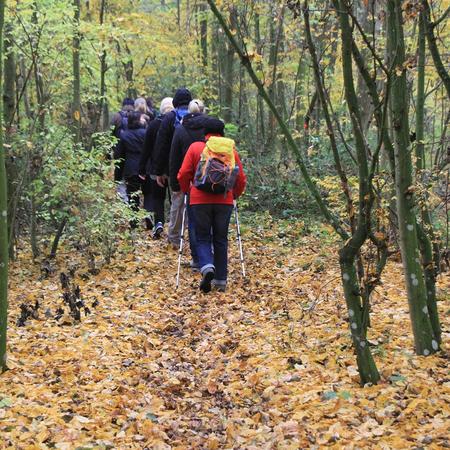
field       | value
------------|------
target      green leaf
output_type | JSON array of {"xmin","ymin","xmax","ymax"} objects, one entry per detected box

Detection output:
[
  {"xmin": 0, "ymin": 397, "xmax": 12, "ymax": 408},
  {"xmin": 389, "ymin": 374, "xmax": 407, "ymax": 383},
  {"xmin": 145, "ymin": 412, "xmax": 158, "ymax": 422},
  {"xmin": 322, "ymin": 391, "xmax": 337, "ymax": 400},
  {"xmin": 338, "ymin": 390, "xmax": 352, "ymax": 400}
]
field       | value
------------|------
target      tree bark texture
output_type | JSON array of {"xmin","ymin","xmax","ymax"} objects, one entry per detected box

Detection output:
[
  {"xmin": 199, "ymin": 2, "xmax": 208, "ymax": 68},
  {"xmin": 333, "ymin": 0, "xmax": 380, "ymax": 384},
  {"xmin": 421, "ymin": 0, "xmax": 450, "ymax": 101},
  {"xmin": 3, "ymin": 23, "xmax": 15, "ymax": 129},
  {"xmin": 415, "ymin": 13, "xmax": 441, "ymax": 343},
  {"xmin": 387, "ymin": 0, "xmax": 439, "ymax": 355}
]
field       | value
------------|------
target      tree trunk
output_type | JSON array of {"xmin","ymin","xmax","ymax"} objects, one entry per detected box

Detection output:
[
  {"xmin": 200, "ymin": 2, "xmax": 207, "ymax": 68},
  {"xmin": 17, "ymin": 56, "xmax": 32, "ymax": 122},
  {"xmin": 254, "ymin": 12, "xmax": 265, "ymax": 150},
  {"xmin": 210, "ymin": 20, "xmax": 220, "ymax": 106},
  {"xmin": 3, "ymin": 23, "xmax": 15, "ymax": 130},
  {"xmin": 387, "ymin": 0, "xmax": 439, "ymax": 355},
  {"xmin": 0, "ymin": 0, "xmax": 9, "ymax": 373},
  {"xmin": 304, "ymin": 5, "xmax": 355, "ymax": 232},
  {"xmin": 415, "ymin": 12, "xmax": 441, "ymax": 343},
  {"xmin": 72, "ymin": 0, "xmax": 82, "ymax": 143},
  {"xmin": 31, "ymin": 8, "xmax": 45, "ymax": 132},
  {"xmin": 3, "ymin": 21, "xmax": 16, "ymax": 260},
  {"xmin": 355, "ymin": 0, "xmax": 375, "ymax": 131},
  {"xmin": 117, "ymin": 42, "xmax": 137, "ymax": 99},
  {"xmin": 49, "ymin": 217, "xmax": 68, "ymax": 259},
  {"xmin": 222, "ymin": 5, "xmax": 237, "ymax": 123},
  {"xmin": 333, "ymin": 0, "xmax": 380, "ymax": 384},
  {"xmin": 421, "ymin": 0, "xmax": 450, "ymax": 101},
  {"xmin": 266, "ymin": 4, "xmax": 285, "ymax": 150},
  {"xmin": 339, "ymin": 256, "xmax": 380, "ymax": 384},
  {"xmin": 98, "ymin": 0, "xmax": 108, "ymax": 131},
  {"xmin": 30, "ymin": 195, "xmax": 39, "ymax": 259}
]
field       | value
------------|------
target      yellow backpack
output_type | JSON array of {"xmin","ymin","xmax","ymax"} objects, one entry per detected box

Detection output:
[{"xmin": 193, "ymin": 136, "xmax": 239, "ymax": 194}]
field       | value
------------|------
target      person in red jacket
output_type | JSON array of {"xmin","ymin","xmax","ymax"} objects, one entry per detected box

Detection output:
[{"xmin": 178, "ymin": 120, "xmax": 246, "ymax": 293}]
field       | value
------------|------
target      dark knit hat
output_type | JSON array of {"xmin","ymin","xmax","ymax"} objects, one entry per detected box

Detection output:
[
  {"xmin": 122, "ymin": 97, "xmax": 135, "ymax": 107},
  {"xmin": 203, "ymin": 117, "xmax": 225, "ymax": 136},
  {"xmin": 172, "ymin": 88, "xmax": 192, "ymax": 108}
]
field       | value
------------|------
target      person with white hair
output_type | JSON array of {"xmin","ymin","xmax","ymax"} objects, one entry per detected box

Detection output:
[
  {"xmin": 135, "ymin": 97, "xmax": 151, "ymax": 128},
  {"xmin": 138, "ymin": 97, "xmax": 174, "ymax": 237},
  {"xmin": 188, "ymin": 99, "xmax": 205, "ymax": 114}
]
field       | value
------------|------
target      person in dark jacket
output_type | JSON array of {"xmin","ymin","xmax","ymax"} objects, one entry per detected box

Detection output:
[
  {"xmin": 154, "ymin": 88, "xmax": 193, "ymax": 188},
  {"xmin": 112, "ymin": 97, "xmax": 135, "ymax": 202},
  {"xmin": 167, "ymin": 112, "xmax": 205, "ymax": 249},
  {"xmin": 139, "ymin": 97, "xmax": 174, "ymax": 237},
  {"xmin": 115, "ymin": 111, "xmax": 146, "ymax": 227}
]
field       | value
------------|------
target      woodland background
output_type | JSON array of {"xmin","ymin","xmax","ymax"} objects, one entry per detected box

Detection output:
[{"xmin": 0, "ymin": 0, "xmax": 448, "ymax": 447}]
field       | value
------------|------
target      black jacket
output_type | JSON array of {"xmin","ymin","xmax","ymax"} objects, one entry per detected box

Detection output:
[
  {"xmin": 139, "ymin": 117, "xmax": 163, "ymax": 176},
  {"xmin": 169, "ymin": 113, "xmax": 207, "ymax": 191},
  {"xmin": 115, "ymin": 128, "xmax": 146, "ymax": 179},
  {"xmin": 153, "ymin": 110, "xmax": 177, "ymax": 176}
]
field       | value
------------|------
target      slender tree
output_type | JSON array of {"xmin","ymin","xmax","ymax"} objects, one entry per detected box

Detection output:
[
  {"xmin": 0, "ymin": 0, "xmax": 8, "ymax": 373},
  {"xmin": 415, "ymin": 11, "xmax": 441, "ymax": 343},
  {"xmin": 199, "ymin": 1, "xmax": 208, "ymax": 68},
  {"xmin": 386, "ymin": 0, "xmax": 439, "ymax": 355},
  {"xmin": 99, "ymin": 0, "xmax": 109, "ymax": 131},
  {"xmin": 3, "ymin": 23, "xmax": 15, "ymax": 130},
  {"xmin": 72, "ymin": 0, "xmax": 82, "ymax": 143},
  {"xmin": 331, "ymin": 0, "xmax": 381, "ymax": 383},
  {"xmin": 421, "ymin": 0, "xmax": 450, "ymax": 101}
]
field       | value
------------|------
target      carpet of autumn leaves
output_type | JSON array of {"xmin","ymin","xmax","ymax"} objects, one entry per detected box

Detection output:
[{"xmin": 0, "ymin": 220, "xmax": 449, "ymax": 449}]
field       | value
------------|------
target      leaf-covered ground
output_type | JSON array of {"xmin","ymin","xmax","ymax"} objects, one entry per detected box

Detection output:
[{"xmin": 1, "ymin": 221, "xmax": 449, "ymax": 449}]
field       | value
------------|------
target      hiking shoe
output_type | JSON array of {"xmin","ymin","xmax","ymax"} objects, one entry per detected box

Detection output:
[
  {"xmin": 153, "ymin": 222, "xmax": 163, "ymax": 239},
  {"xmin": 212, "ymin": 279, "xmax": 227, "ymax": 292},
  {"xmin": 190, "ymin": 260, "xmax": 200, "ymax": 272},
  {"xmin": 144, "ymin": 217, "xmax": 154, "ymax": 231},
  {"xmin": 200, "ymin": 269, "xmax": 215, "ymax": 293}
]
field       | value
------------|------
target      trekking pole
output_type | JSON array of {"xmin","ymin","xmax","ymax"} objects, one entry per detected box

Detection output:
[
  {"xmin": 176, "ymin": 194, "xmax": 188, "ymax": 289},
  {"xmin": 233, "ymin": 199, "xmax": 246, "ymax": 278}
]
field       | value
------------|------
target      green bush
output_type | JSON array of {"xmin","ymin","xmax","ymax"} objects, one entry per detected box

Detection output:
[{"xmin": 29, "ymin": 126, "xmax": 135, "ymax": 263}]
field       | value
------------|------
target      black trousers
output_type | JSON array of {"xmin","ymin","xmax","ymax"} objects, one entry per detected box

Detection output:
[
  {"xmin": 126, "ymin": 176, "xmax": 141, "ymax": 227},
  {"xmin": 128, "ymin": 176, "xmax": 167, "ymax": 225}
]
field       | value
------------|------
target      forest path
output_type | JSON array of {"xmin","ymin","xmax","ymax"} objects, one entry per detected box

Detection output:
[{"xmin": 1, "ymin": 223, "xmax": 449, "ymax": 448}]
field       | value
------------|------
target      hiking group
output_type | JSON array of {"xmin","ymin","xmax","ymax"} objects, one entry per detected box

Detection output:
[{"xmin": 112, "ymin": 88, "xmax": 247, "ymax": 293}]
